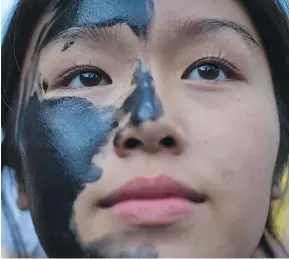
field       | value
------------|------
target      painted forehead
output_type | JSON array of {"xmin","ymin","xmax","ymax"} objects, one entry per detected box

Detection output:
[{"xmin": 44, "ymin": 0, "xmax": 153, "ymax": 45}]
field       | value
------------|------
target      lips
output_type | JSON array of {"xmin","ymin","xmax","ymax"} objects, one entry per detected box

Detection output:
[
  {"xmin": 99, "ymin": 175, "xmax": 206, "ymax": 208},
  {"xmin": 98, "ymin": 175, "xmax": 206, "ymax": 226}
]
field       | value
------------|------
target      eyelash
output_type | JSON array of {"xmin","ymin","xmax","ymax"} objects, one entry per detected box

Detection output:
[
  {"xmin": 182, "ymin": 54, "xmax": 245, "ymax": 82},
  {"xmin": 53, "ymin": 65, "xmax": 112, "ymax": 89},
  {"xmin": 52, "ymin": 53, "xmax": 244, "ymax": 89}
]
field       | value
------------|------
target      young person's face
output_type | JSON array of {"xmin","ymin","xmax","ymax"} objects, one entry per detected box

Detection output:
[{"xmin": 17, "ymin": 0, "xmax": 280, "ymax": 257}]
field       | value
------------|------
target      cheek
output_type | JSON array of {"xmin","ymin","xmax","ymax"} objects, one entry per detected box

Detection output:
[
  {"xmin": 173, "ymin": 88, "xmax": 279, "ymax": 254},
  {"xmin": 210, "ymin": 96, "xmax": 279, "ymax": 189},
  {"xmin": 18, "ymin": 95, "xmax": 116, "ymax": 256},
  {"xmin": 179, "ymin": 87, "xmax": 280, "ymax": 189},
  {"xmin": 208, "ymin": 103, "xmax": 278, "ymax": 248}
]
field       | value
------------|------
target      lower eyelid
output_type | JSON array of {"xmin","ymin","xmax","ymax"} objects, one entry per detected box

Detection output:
[{"xmin": 181, "ymin": 79, "xmax": 239, "ymax": 91}]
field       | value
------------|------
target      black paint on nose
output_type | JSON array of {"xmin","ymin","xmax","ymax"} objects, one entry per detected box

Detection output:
[{"xmin": 121, "ymin": 60, "xmax": 163, "ymax": 126}]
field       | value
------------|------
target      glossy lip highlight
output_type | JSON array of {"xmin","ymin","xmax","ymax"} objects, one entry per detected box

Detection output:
[{"xmin": 98, "ymin": 175, "xmax": 207, "ymax": 208}]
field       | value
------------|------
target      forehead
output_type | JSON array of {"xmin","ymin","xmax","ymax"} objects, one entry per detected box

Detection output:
[
  {"xmin": 44, "ymin": 0, "xmax": 153, "ymax": 44},
  {"xmin": 43, "ymin": 0, "xmax": 259, "ymax": 45}
]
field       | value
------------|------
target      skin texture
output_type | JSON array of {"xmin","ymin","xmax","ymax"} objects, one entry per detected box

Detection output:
[{"xmin": 16, "ymin": 0, "xmax": 281, "ymax": 257}]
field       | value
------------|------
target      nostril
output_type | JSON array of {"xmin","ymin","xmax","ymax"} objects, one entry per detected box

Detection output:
[
  {"xmin": 123, "ymin": 138, "xmax": 143, "ymax": 149},
  {"xmin": 159, "ymin": 136, "xmax": 176, "ymax": 148}
]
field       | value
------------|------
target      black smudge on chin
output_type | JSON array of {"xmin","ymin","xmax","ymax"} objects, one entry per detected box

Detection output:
[
  {"xmin": 82, "ymin": 236, "xmax": 115, "ymax": 257},
  {"xmin": 82, "ymin": 238, "xmax": 159, "ymax": 258},
  {"xmin": 43, "ymin": 0, "xmax": 155, "ymax": 46},
  {"xmin": 121, "ymin": 61, "xmax": 164, "ymax": 126},
  {"xmin": 18, "ymin": 95, "xmax": 117, "ymax": 257},
  {"xmin": 119, "ymin": 244, "xmax": 159, "ymax": 258}
]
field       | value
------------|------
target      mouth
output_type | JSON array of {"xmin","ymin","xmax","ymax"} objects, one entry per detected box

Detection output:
[{"xmin": 98, "ymin": 175, "xmax": 206, "ymax": 226}]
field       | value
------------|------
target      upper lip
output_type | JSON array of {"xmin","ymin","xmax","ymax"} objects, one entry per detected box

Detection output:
[{"xmin": 98, "ymin": 175, "xmax": 206, "ymax": 208}]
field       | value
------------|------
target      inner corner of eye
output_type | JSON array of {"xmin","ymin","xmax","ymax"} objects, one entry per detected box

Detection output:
[{"xmin": 181, "ymin": 64, "xmax": 198, "ymax": 79}]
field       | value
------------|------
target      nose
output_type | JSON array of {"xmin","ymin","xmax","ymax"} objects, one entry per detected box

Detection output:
[{"xmin": 113, "ymin": 119, "xmax": 185, "ymax": 157}]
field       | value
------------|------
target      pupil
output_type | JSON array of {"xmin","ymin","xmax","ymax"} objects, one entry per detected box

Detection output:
[
  {"xmin": 79, "ymin": 72, "xmax": 101, "ymax": 86},
  {"xmin": 198, "ymin": 65, "xmax": 220, "ymax": 80}
]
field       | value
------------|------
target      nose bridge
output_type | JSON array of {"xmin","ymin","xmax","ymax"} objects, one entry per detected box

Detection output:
[
  {"xmin": 113, "ymin": 61, "xmax": 185, "ymax": 156},
  {"xmin": 122, "ymin": 60, "xmax": 163, "ymax": 126}
]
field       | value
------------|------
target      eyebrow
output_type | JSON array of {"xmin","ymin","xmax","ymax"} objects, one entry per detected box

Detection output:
[
  {"xmin": 49, "ymin": 18, "xmax": 259, "ymax": 49},
  {"xmin": 51, "ymin": 25, "xmax": 122, "ymax": 45},
  {"xmin": 175, "ymin": 18, "xmax": 260, "ymax": 48}
]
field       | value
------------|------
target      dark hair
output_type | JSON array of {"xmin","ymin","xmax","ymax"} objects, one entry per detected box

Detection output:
[
  {"xmin": 2, "ymin": 0, "xmax": 289, "ymax": 257},
  {"xmin": 238, "ymin": 1, "xmax": 289, "ymax": 256}
]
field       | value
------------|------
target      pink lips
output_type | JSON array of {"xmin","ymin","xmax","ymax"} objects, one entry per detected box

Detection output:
[{"xmin": 99, "ymin": 175, "xmax": 206, "ymax": 226}]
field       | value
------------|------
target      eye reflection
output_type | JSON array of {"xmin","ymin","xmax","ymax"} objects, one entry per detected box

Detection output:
[
  {"xmin": 182, "ymin": 57, "xmax": 242, "ymax": 82},
  {"xmin": 71, "ymin": 71, "xmax": 110, "ymax": 88},
  {"xmin": 55, "ymin": 66, "xmax": 113, "ymax": 89},
  {"xmin": 188, "ymin": 64, "xmax": 226, "ymax": 81}
]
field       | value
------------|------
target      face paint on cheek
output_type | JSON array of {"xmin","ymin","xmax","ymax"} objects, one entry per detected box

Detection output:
[
  {"xmin": 18, "ymin": 95, "xmax": 117, "ymax": 257},
  {"xmin": 42, "ymin": 0, "xmax": 155, "ymax": 46},
  {"xmin": 16, "ymin": 1, "xmax": 156, "ymax": 256},
  {"xmin": 15, "ymin": 7, "xmax": 60, "ymax": 139}
]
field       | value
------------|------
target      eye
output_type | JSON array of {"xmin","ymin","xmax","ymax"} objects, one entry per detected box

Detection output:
[
  {"xmin": 56, "ymin": 66, "xmax": 113, "ymax": 89},
  {"xmin": 185, "ymin": 64, "xmax": 226, "ymax": 81},
  {"xmin": 182, "ymin": 58, "xmax": 243, "ymax": 82},
  {"xmin": 70, "ymin": 71, "xmax": 111, "ymax": 88}
]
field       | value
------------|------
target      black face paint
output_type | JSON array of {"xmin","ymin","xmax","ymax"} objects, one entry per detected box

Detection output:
[
  {"xmin": 61, "ymin": 41, "xmax": 75, "ymax": 52},
  {"xmin": 18, "ymin": 96, "xmax": 116, "ymax": 257},
  {"xmin": 81, "ymin": 236, "xmax": 116, "ymax": 257},
  {"xmin": 82, "ymin": 238, "xmax": 159, "ymax": 258},
  {"xmin": 18, "ymin": 0, "xmax": 158, "ymax": 257},
  {"xmin": 119, "ymin": 244, "xmax": 159, "ymax": 258},
  {"xmin": 43, "ymin": 0, "xmax": 155, "ymax": 47},
  {"xmin": 121, "ymin": 60, "xmax": 164, "ymax": 126},
  {"xmin": 42, "ymin": 79, "xmax": 49, "ymax": 92}
]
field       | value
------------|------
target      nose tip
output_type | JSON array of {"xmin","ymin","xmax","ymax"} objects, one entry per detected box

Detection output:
[{"xmin": 113, "ymin": 120, "xmax": 185, "ymax": 157}]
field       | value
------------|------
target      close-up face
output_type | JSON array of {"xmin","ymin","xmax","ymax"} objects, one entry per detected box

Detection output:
[{"xmin": 16, "ymin": 0, "xmax": 281, "ymax": 257}]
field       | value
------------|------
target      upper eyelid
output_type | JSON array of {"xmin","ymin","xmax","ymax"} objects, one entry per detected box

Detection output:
[
  {"xmin": 52, "ymin": 65, "xmax": 112, "ymax": 88},
  {"xmin": 54, "ymin": 60, "xmax": 103, "ymax": 79},
  {"xmin": 51, "ymin": 57, "xmax": 245, "ymax": 86},
  {"xmin": 193, "ymin": 57, "xmax": 240, "ymax": 73},
  {"xmin": 181, "ymin": 57, "xmax": 246, "ymax": 81}
]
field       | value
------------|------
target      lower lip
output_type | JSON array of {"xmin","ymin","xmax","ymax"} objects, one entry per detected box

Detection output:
[{"xmin": 110, "ymin": 198, "xmax": 194, "ymax": 226}]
